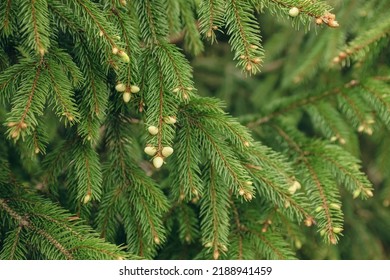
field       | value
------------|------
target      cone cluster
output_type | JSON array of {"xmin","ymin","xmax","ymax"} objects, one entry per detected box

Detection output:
[{"xmin": 115, "ymin": 83, "xmax": 140, "ymax": 103}]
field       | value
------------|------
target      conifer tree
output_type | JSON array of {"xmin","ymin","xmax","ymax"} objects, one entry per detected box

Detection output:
[{"xmin": 1, "ymin": 0, "xmax": 389, "ymax": 260}]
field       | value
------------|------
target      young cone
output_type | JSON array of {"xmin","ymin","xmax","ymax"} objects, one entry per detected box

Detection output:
[
  {"xmin": 123, "ymin": 92, "xmax": 131, "ymax": 103},
  {"xmin": 144, "ymin": 146, "xmax": 157, "ymax": 156},
  {"xmin": 162, "ymin": 147, "xmax": 174, "ymax": 157},
  {"xmin": 148, "ymin": 126, "xmax": 159, "ymax": 135},
  {"xmin": 130, "ymin": 85, "xmax": 140, "ymax": 93},
  {"xmin": 115, "ymin": 83, "xmax": 126, "ymax": 92},
  {"xmin": 289, "ymin": 7, "xmax": 300, "ymax": 17},
  {"xmin": 153, "ymin": 157, "xmax": 164, "ymax": 169}
]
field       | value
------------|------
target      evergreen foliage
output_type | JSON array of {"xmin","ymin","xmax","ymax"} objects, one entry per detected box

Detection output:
[{"xmin": 1, "ymin": 0, "xmax": 389, "ymax": 260}]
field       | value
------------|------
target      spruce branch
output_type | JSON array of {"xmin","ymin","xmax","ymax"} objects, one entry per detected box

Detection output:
[
  {"xmin": 337, "ymin": 89, "xmax": 369, "ymax": 132},
  {"xmin": 45, "ymin": 56, "xmax": 79, "ymax": 123},
  {"xmin": 68, "ymin": 139, "xmax": 102, "ymax": 205},
  {"xmin": 68, "ymin": 0, "xmax": 119, "ymax": 52},
  {"xmin": 277, "ymin": 212, "xmax": 306, "ymax": 250},
  {"xmin": 136, "ymin": 0, "xmax": 169, "ymax": 44},
  {"xmin": 256, "ymin": 0, "xmax": 337, "ymax": 28},
  {"xmin": 157, "ymin": 42, "xmax": 196, "ymax": 101},
  {"xmin": 73, "ymin": 41, "xmax": 108, "ymax": 140},
  {"xmin": 97, "ymin": 109, "xmax": 169, "ymax": 257},
  {"xmin": 42, "ymin": 139, "xmax": 72, "ymax": 195},
  {"xmin": 19, "ymin": 0, "xmax": 50, "ymax": 56},
  {"xmin": 108, "ymin": 2, "xmax": 141, "ymax": 89},
  {"xmin": 360, "ymin": 79, "xmax": 390, "ymax": 130},
  {"xmin": 176, "ymin": 203, "xmax": 200, "ymax": 244},
  {"xmin": 143, "ymin": 48, "xmax": 178, "ymax": 165},
  {"xmin": 244, "ymin": 225, "xmax": 296, "ymax": 260},
  {"xmin": 199, "ymin": 0, "xmax": 225, "ymax": 43},
  {"xmin": 0, "ymin": 58, "xmax": 35, "ymax": 104},
  {"xmin": 180, "ymin": 97, "xmax": 254, "ymax": 198},
  {"xmin": 200, "ymin": 163, "xmax": 231, "ymax": 260},
  {"xmin": 225, "ymin": 0, "xmax": 264, "ymax": 74},
  {"xmin": 48, "ymin": 47, "xmax": 84, "ymax": 87},
  {"xmin": 247, "ymin": 162, "xmax": 312, "ymax": 222},
  {"xmin": 48, "ymin": 1, "xmax": 85, "ymax": 35},
  {"xmin": 142, "ymin": 42, "xmax": 195, "ymax": 169},
  {"xmin": 273, "ymin": 125, "xmax": 342, "ymax": 244},
  {"xmin": 305, "ymin": 102, "xmax": 353, "ymax": 145},
  {"xmin": 333, "ymin": 15, "xmax": 390, "ymax": 65},
  {"xmin": 24, "ymin": 125, "xmax": 48, "ymax": 156},
  {"xmin": 29, "ymin": 223, "xmax": 74, "ymax": 260},
  {"xmin": 96, "ymin": 184, "xmax": 121, "ymax": 241},
  {"xmin": 166, "ymin": 0, "xmax": 181, "ymax": 35},
  {"xmin": 1, "ymin": 225, "xmax": 26, "ymax": 260},
  {"xmin": 168, "ymin": 116, "xmax": 203, "ymax": 202},
  {"xmin": 6, "ymin": 56, "xmax": 47, "ymax": 141},
  {"xmin": 314, "ymin": 144, "xmax": 373, "ymax": 199},
  {"xmin": 0, "ymin": 0, "xmax": 14, "ymax": 36},
  {"xmin": 14, "ymin": 58, "xmax": 44, "ymax": 124},
  {"xmin": 199, "ymin": 124, "xmax": 254, "ymax": 199},
  {"xmin": 0, "ymin": 189, "xmax": 128, "ymax": 260},
  {"xmin": 246, "ymin": 77, "xmax": 388, "ymax": 147},
  {"xmin": 178, "ymin": 0, "xmax": 204, "ymax": 55}
]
